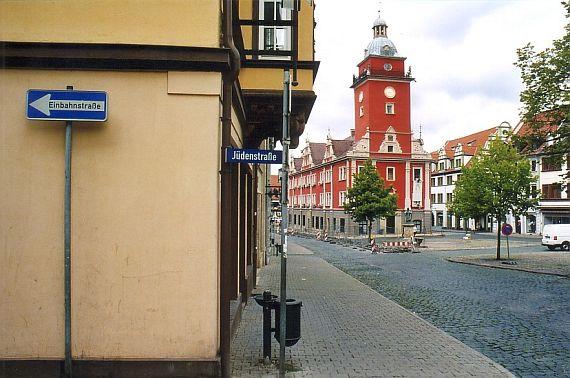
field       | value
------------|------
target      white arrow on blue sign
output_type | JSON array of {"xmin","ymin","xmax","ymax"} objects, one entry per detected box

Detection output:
[{"xmin": 27, "ymin": 89, "xmax": 108, "ymax": 122}]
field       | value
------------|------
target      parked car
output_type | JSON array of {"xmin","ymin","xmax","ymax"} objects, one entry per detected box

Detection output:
[{"xmin": 541, "ymin": 224, "xmax": 570, "ymax": 251}]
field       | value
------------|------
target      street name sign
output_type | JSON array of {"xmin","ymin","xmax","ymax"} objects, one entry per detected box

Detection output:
[
  {"xmin": 226, "ymin": 148, "xmax": 282, "ymax": 164},
  {"xmin": 26, "ymin": 89, "xmax": 108, "ymax": 121}
]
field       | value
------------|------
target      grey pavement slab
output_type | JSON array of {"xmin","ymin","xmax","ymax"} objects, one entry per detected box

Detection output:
[{"xmin": 231, "ymin": 240, "xmax": 512, "ymax": 377}]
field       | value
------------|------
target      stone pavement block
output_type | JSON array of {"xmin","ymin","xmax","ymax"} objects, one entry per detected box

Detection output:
[{"xmin": 231, "ymin": 239, "xmax": 513, "ymax": 377}]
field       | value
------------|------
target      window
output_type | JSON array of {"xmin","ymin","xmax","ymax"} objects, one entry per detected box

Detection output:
[
  {"xmin": 446, "ymin": 176, "xmax": 452, "ymax": 185},
  {"xmin": 387, "ymin": 145, "xmax": 394, "ymax": 153},
  {"xmin": 455, "ymin": 158, "xmax": 462, "ymax": 167},
  {"xmin": 385, "ymin": 103, "xmax": 395, "ymax": 114},
  {"xmin": 260, "ymin": 0, "xmax": 291, "ymax": 53},
  {"xmin": 437, "ymin": 177, "xmax": 443, "ymax": 186},
  {"xmin": 339, "ymin": 191, "xmax": 346, "ymax": 205},
  {"xmin": 340, "ymin": 218, "xmax": 346, "ymax": 233},
  {"xmin": 431, "ymin": 178, "xmax": 436, "ymax": 187},
  {"xmin": 542, "ymin": 183, "xmax": 562, "ymax": 199},
  {"xmin": 531, "ymin": 160, "xmax": 537, "ymax": 172},
  {"xmin": 530, "ymin": 184, "xmax": 537, "ymax": 198},
  {"xmin": 359, "ymin": 106, "xmax": 364, "ymax": 117},
  {"xmin": 446, "ymin": 193, "xmax": 453, "ymax": 203},
  {"xmin": 439, "ymin": 162, "xmax": 445, "ymax": 171},
  {"xmin": 339, "ymin": 166, "xmax": 347, "ymax": 181},
  {"xmin": 387, "ymin": 167, "xmax": 395, "ymax": 181},
  {"xmin": 325, "ymin": 192, "xmax": 332, "ymax": 207},
  {"xmin": 358, "ymin": 165, "xmax": 364, "ymax": 174},
  {"xmin": 430, "ymin": 194, "xmax": 436, "ymax": 204},
  {"xmin": 437, "ymin": 193, "xmax": 443, "ymax": 203},
  {"xmin": 414, "ymin": 168, "xmax": 422, "ymax": 181},
  {"xmin": 542, "ymin": 157, "xmax": 561, "ymax": 172},
  {"xmin": 387, "ymin": 135, "xmax": 394, "ymax": 141}
]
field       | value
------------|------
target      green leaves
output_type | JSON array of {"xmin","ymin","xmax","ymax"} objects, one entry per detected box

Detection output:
[
  {"xmin": 344, "ymin": 160, "xmax": 398, "ymax": 239},
  {"xmin": 514, "ymin": 1, "xmax": 570, "ymax": 167}
]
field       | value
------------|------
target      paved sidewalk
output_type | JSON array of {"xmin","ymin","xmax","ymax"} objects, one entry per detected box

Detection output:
[{"xmin": 231, "ymin": 240, "xmax": 512, "ymax": 377}]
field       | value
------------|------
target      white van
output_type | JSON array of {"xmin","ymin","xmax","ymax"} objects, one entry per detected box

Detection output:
[{"xmin": 542, "ymin": 224, "xmax": 570, "ymax": 251}]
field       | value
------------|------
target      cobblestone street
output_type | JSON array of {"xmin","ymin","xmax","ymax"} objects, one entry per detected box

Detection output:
[{"xmin": 293, "ymin": 235, "xmax": 570, "ymax": 377}]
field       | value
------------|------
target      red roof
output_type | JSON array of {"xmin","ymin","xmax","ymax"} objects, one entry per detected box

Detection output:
[{"xmin": 431, "ymin": 127, "xmax": 497, "ymax": 159}]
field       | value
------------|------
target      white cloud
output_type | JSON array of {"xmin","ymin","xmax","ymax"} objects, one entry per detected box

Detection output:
[{"xmin": 302, "ymin": 0, "xmax": 566, "ymax": 154}]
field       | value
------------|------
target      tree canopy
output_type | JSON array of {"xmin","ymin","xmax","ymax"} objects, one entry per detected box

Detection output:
[
  {"xmin": 344, "ymin": 160, "xmax": 397, "ymax": 241},
  {"xmin": 513, "ymin": 1, "xmax": 569, "ymax": 167},
  {"xmin": 449, "ymin": 139, "xmax": 538, "ymax": 259}
]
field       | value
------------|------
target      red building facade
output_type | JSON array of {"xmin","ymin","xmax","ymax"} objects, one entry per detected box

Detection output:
[{"xmin": 288, "ymin": 12, "xmax": 432, "ymax": 236}]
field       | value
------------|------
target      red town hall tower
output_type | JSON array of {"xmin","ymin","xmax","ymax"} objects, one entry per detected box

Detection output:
[{"xmin": 288, "ymin": 11, "xmax": 432, "ymax": 236}]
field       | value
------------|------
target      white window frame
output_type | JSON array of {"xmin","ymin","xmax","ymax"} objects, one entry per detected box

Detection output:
[
  {"xmin": 385, "ymin": 103, "xmax": 395, "ymax": 114},
  {"xmin": 339, "ymin": 166, "xmax": 347, "ymax": 181},
  {"xmin": 259, "ymin": 0, "xmax": 291, "ymax": 58},
  {"xmin": 387, "ymin": 167, "xmax": 395, "ymax": 181},
  {"xmin": 339, "ymin": 191, "xmax": 347, "ymax": 206}
]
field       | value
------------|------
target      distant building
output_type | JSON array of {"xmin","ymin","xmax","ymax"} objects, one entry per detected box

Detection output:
[
  {"xmin": 430, "ymin": 123, "xmax": 511, "ymax": 231},
  {"xmin": 288, "ymin": 11, "xmax": 432, "ymax": 237},
  {"xmin": 511, "ymin": 118, "xmax": 570, "ymax": 234}
]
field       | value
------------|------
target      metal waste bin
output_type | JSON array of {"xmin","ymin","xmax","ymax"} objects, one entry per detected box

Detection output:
[{"xmin": 274, "ymin": 298, "xmax": 302, "ymax": 347}]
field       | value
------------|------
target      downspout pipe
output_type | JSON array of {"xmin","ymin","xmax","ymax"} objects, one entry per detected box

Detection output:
[{"xmin": 221, "ymin": 0, "xmax": 240, "ymax": 376}]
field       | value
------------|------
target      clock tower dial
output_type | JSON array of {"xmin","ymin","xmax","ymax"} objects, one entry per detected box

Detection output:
[{"xmin": 384, "ymin": 86, "xmax": 396, "ymax": 99}]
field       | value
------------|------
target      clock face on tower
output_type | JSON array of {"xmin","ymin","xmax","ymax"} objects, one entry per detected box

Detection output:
[{"xmin": 384, "ymin": 86, "xmax": 396, "ymax": 99}]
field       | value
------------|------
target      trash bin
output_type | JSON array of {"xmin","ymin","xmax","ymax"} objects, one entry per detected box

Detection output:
[{"xmin": 273, "ymin": 298, "xmax": 302, "ymax": 347}]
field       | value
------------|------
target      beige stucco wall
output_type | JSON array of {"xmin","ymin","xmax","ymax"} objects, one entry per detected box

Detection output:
[
  {"xmin": 0, "ymin": 69, "xmax": 221, "ymax": 359},
  {"xmin": 0, "ymin": 0, "xmax": 220, "ymax": 48},
  {"xmin": 240, "ymin": 68, "xmax": 314, "ymax": 91}
]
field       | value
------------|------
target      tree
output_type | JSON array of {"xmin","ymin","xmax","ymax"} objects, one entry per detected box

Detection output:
[
  {"xmin": 449, "ymin": 139, "xmax": 539, "ymax": 260},
  {"xmin": 344, "ymin": 160, "xmax": 397, "ymax": 242},
  {"xmin": 513, "ymin": 0, "xmax": 569, "ymax": 173}
]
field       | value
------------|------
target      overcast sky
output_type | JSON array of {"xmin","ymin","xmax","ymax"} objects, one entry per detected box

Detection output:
[{"xmin": 299, "ymin": 0, "xmax": 566, "ymax": 153}]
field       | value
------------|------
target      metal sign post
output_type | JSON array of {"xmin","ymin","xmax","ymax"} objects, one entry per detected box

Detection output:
[
  {"xmin": 26, "ymin": 86, "xmax": 108, "ymax": 377},
  {"xmin": 502, "ymin": 223, "xmax": 513, "ymax": 260},
  {"xmin": 279, "ymin": 69, "xmax": 291, "ymax": 375},
  {"xmin": 64, "ymin": 90, "xmax": 73, "ymax": 378}
]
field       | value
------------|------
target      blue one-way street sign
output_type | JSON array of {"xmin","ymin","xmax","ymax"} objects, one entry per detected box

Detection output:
[{"xmin": 26, "ymin": 89, "xmax": 108, "ymax": 122}]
